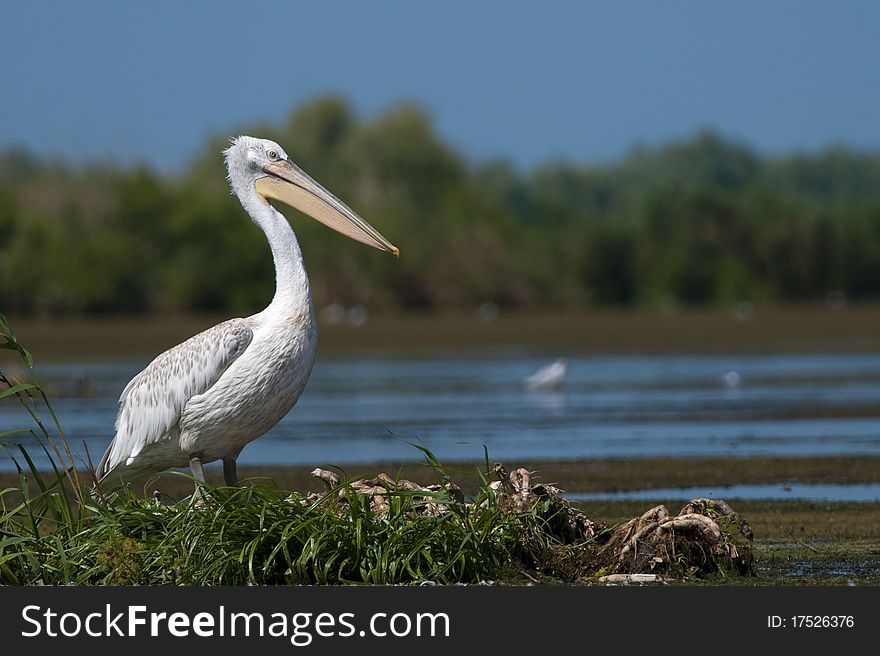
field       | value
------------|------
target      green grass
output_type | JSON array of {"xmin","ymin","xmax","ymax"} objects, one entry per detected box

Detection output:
[
  {"xmin": 3, "ymin": 478, "xmax": 549, "ymax": 586},
  {"xmin": 1, "ymin": 440, "xmax": 575, "ymax": 585}
]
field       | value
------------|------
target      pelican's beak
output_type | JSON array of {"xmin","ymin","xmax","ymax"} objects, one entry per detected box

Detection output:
[{"xmin": 256, "ymin": 160, "xmax": 399, "ymax": 256}]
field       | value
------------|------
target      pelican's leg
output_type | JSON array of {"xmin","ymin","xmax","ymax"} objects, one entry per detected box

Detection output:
[
  {"xmin": 222, "ymin": 455, "xmax": 239, "ymax": 487},
  {"xmin": 189, "ymin": 453, "xmax": 208, "ymax": 503},
  {"xmin": 189, "ymin": 453, "xmax": 207, "ymax": 482}
]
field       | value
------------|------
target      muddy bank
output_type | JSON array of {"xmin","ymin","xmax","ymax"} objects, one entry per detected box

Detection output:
[
  {"xmin": 55, "ymin": 454, "xmax": 879, "ymax": 498},
  {"xmin": 3, "ymin": 454, "xmax": 879, "ymax": 499},
  {"xmin": 8, "ymin": 304, "xmax": 880, "ymax": 362}
]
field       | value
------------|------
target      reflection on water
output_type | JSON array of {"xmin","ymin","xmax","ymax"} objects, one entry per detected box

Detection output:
[{"xmin": 3, "ymin": 351, "xmax": 880, "ymax": 471}]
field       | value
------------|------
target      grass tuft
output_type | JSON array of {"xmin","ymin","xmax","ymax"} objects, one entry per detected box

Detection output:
[{"xmin": 2, "ymin": 471, "xmax": 584, "ymax": 585}]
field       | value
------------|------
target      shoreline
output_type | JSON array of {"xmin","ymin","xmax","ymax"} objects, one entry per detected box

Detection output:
[
  {"xmin": 5, "ymin": 304, "xmax": 880, "ymax": 362},
  {"xmin": 4, "ymin": 454, "xmax": 879, "ymax": 499}
]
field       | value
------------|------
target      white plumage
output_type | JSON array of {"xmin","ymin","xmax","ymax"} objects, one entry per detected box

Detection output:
[
  {"xmin": 96, "ymin": 136, "xmax": 398, "ymax": 490},
  {"xmin": 524, "ymin": 358, "xmax": 567, "ymax": 391}
]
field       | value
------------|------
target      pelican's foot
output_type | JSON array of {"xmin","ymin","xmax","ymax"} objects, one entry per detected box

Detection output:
[{"xmin": 186, "ymin": 487, "xmax": 213, "ymax": 508}]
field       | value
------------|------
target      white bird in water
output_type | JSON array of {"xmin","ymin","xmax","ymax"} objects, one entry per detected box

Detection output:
[
  {"xmin": 524, "ymin": 358, "xmax": 567, "ymax": 391},
  {"xmin": 96, "ymin": 136, "xmax": 398, "ymax": 492}
]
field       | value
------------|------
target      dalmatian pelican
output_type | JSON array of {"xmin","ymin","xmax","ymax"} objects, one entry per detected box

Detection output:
[{"xmin": 96, "ymin": 136, "xmax": 398, "ymax": 492}]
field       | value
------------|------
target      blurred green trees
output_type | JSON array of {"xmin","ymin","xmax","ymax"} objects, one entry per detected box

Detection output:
[{"xmin": 2, "ymin": 97, "xmax": 880, "ymax": 315}]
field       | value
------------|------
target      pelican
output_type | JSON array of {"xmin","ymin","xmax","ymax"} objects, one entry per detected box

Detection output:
[
  {"xmin": 96, "ymin": 136, "xmax": 398, "ymax": 492},
  {"xmin": 524, "ymin": 358, "xmax": 567, "ymax": 391}
]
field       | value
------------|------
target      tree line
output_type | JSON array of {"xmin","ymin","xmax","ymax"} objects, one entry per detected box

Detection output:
[{"xmin": 2, "ymin": 95, "xmax": 880, "ymax": 315}]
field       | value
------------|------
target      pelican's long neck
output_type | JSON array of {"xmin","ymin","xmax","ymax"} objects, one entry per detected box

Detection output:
[{"xmin": 237, "ymin": 185, "xmax": 312, "ymax": 318}]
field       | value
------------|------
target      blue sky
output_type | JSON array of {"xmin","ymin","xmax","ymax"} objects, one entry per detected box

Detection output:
[{"xmin": 2, "ymin": 1, "xmax": 879, "ymax": 172}]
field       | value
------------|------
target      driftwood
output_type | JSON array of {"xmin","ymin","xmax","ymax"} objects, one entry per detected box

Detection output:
[
  {"xmin": 598, "ymin": 497, "xmax": 754, "ymax": 577},
  {"xmin": 303, "ymin": 462, "xmax": 754, "ymax": 581},
  {"xmin": 308, "ymin": 467, "xmax": 464, "ymax": 517},
  {"xmin": 489, "ymin": 463, "xmax": 597, "ymax": 543}
]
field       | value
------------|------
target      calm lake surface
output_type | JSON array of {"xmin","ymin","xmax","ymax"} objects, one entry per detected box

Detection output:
[{"xmin": 3, "ymin": 350, "xmax": 880, "ymax": 476}]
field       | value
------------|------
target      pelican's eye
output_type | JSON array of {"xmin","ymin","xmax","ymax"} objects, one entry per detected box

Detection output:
[{"xmin": 267, "ymin": 149, "xmax": 279, "ymax": 161}]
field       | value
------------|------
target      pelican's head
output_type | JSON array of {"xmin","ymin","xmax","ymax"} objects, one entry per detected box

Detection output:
[{"xmin": 224, "ymin": 135, "xmax": 398, "ymax": 256}]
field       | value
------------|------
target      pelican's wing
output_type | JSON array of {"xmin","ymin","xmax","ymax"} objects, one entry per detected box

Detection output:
[{"xmin": 97, "ymin": 318, "xmax": 253, "ymax": 480}]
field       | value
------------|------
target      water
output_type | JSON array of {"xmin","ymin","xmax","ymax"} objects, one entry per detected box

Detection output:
[
  {"xmin": 3, "ymin": 350, "xmax": 880, "ymax": 474},
  {"xmin": 567, "ymin": 483, "xmax": 880, "ymax": 503}
]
